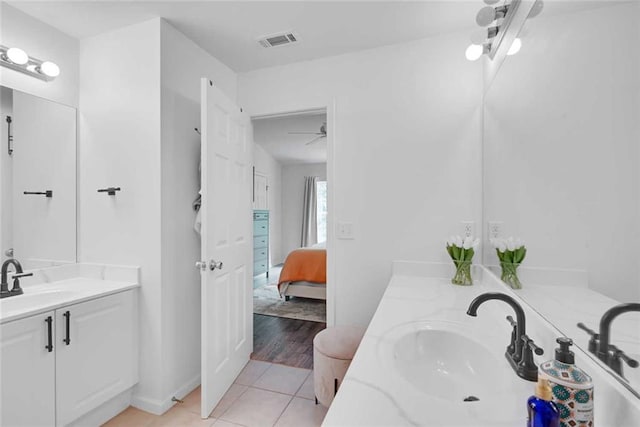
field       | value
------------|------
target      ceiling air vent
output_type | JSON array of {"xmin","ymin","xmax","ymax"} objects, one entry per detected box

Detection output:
[{"xmin": 257, "ymin": 31, "xmax": 300, "ymax": 48}]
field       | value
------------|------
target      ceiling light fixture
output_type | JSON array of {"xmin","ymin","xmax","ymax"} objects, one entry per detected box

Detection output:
[{"xmin": 0, "ymin": 45, "xmax": 60, "ymax": 82}]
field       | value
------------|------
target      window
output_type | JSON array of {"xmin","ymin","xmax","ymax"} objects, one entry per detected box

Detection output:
[{"xmin": 316, "ymin": 181, "xmax": 327, "ymax": 243}]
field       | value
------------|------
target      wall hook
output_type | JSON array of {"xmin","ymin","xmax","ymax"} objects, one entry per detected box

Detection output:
[
  {"xmin": 24, "ymin": 190, "xmax": 53, "ymax": 198},
  {"xmin": 97, "ymin": 187, "xmax": 121, "ymax": 196},
  {"xmin": 194, "ymin": 127, "xmax": 201, "ymax": 135}
]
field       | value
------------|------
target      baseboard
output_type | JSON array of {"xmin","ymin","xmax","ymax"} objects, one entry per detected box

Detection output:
[
  {"xmin": 131, "ymin": 393, "xmax": 171, "ymax": 416},
  {"xmin": 131, "ymin": 374, "xmax": 201, "ymax": 416},
  {"xmin": 68, "ymin": 388, "xmax": 133, "ymax": 427},
  {"xmin": 172, "ymin": 373, "xmax": 201, "ymax": 401}
]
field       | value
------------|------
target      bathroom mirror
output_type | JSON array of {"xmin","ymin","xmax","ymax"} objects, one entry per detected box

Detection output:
[
  {"xmin": 0, "ymin": 86, "xmax": 77, "ymax": 269},
  {"xmin": 483, "ymin": 2, "xmax": 640, "ymax": 395}
]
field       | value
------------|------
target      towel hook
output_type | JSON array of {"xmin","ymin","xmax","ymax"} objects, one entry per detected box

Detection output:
[{"xmin": 97, "ymin": 187, "xmax": 121, "ymax": 196}]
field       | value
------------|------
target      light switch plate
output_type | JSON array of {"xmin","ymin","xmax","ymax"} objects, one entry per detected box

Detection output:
[{"xmin": 337, "ymin": 222, "xmax": 355, "ymax": 240}]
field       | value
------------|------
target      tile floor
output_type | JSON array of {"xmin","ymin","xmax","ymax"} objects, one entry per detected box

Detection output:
[{"xmin": 103, "ymin": 361, "xmax": 327, "ymax": 427}]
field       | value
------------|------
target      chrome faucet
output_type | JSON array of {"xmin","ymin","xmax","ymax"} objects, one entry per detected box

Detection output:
[
  {"xmin": 467, "ymin": 292, "xmax": 543, "ymax": 381},
  {"xmin": 0, "ymin": 259, "xmax": 33, "ymax": 299}
]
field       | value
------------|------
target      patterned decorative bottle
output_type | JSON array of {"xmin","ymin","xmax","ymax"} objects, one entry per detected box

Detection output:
[{"xmin": 539, "ymin": 338, "xmax": 594, "ymax": 427}]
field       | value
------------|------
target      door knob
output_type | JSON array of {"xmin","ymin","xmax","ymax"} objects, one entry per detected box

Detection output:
[
  {"xmin": 195, "ymin": 261, "xmax": 207, "ymax": 271},
  {"xmin": 209, "ymin": 260, "xmax": 223, "ymax": 270}
]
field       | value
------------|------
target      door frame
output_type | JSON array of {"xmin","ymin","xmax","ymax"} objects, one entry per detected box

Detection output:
[{"xmin": 250, "ymin": 101, "xmax": 337, "ymax": 326}]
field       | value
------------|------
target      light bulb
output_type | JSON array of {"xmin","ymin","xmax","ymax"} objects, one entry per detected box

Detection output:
[
  {"xmin": 528, "ymin": 0, "xmax": 544, "ymax": 18},
  {"xmin": 465, "ymin": 44, "xmax": 484, "ymax": 61},
  {"xmin": 507, "ymin": 38, "xmax": 522, "ymax": 56},
  {"xmin": 6, "ymin": 47, "xmax": 29, "ymax": 65},
  {"xmin": 39, "ymin": 61, "xmax": 60, "ymax": 77},
  {"xmin": 476, "ymin": 6, "xmax": 497, "ymax": 27}
]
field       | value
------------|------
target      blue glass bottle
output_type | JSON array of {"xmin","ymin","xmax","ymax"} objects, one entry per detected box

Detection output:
[{"xmin": 527, "ymin": 378, "xmax": 560, "ymax": 427}]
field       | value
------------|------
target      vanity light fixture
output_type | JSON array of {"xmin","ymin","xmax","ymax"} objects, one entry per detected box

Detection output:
[
  {"xmin": 466, "ymin": 0, "xmax": 526, "ymax": 61},
  {"xmin": 507, "ymin": 38, "xmax": 522, "ymax": 55},
  {"xmin": 6, "ymin": 47, "xmax": 28, "ymax": 65},
  {"xmin": 476, "ymin": 4, "xmax": 510, "ymax": 27},
  {"xmin": 465, "ymin": 43, "xmax": 491, "ymax": 61},
  {"xmin": 0, "ymin": 45, "xmax": 61, "ymax": 82}
]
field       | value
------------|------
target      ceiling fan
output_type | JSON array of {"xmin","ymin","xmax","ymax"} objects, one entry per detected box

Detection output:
[{"xmin": 288, "ymin": 122, "xmax": 327, "ymax": 145}]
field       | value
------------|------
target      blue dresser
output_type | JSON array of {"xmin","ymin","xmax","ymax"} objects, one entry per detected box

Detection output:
[{"xmin": 253, "ymin": 210, "xmax": 269, "ymax": 277}]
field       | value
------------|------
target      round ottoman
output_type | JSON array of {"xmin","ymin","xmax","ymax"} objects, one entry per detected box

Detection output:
[{"xmin": 313, "ymin": 325, "xmax": 366, "ymax": 407}]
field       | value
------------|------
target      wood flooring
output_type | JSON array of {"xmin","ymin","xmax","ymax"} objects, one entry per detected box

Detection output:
[{"xmin": 252, "ymin": 314, "xmax": 326, "ymax": 370}]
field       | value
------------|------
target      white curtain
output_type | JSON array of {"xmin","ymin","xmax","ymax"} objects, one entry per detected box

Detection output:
[{"xmin": 301, "ymin": 176, "xmax": 318, "ymax": 247}]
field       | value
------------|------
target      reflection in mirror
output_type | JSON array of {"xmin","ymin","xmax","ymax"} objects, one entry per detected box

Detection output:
[
  {"xmin": 0, "ymin": 86, "xmax": 76, "ymax": 269},
  {"xmin": 483, "ymin": 2, "xmax": 640, "ymax": 395}
]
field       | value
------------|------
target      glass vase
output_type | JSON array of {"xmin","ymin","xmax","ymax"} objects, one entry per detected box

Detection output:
[
  {"xmin": 451, "ymin": 260, "xmax": 473, "ymax": 286},
  {"xmin": 500, "ymin": 262, "xmax": 522, "ymax": 289}
]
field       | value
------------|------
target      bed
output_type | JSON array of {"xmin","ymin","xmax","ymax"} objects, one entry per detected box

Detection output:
[{"xmin": 278, "ymin": 242, "xmax": 326, "ymax": 301}]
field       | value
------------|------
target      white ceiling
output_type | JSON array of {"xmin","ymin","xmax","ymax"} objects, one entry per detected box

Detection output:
[
  {"xmin": 253, "ymin": 112, "xmax": 327, "ymax": 165},
  {"xmin": 8, "ymin": 1, "xmax": 482, "ymax": 72}
]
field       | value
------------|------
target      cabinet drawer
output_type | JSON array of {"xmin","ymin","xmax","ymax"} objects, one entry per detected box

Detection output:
[
  {"xmin": 253, "ymin": 211, "xmax": 269, "ymax": 220},
  {"xmin": 254, "ymin": 247, "xmax": 268, "ymax": 261},
  {"xmin": 253, "ymin": 220, "xmax": 268, "ymax": 236},
  {"xmin": 253, "ymin": 235, "xmax": 268, "ymax": 248},
  {"xmin": 253, "ymin": 260, "xmax": 268, "ymax": 275}
]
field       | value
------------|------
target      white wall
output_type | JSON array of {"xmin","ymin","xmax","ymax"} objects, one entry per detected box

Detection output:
[
  {"xmin": 281, "ymin": 163, "xmax": 326, "ymax": 257},
  {"xmin": 0, "ymin": 3, "xmax": 79, "ymax": 107},
  {"xmin": 483, "ymin": 3, "xmax": 640, "ymax": 302},
  {"xmin": 159, "ymin": 19, "xmax": 237, "ymax": 406},
  {"xmin": 79, "ymin": 18, "xmax": 164, "ymax": 410},
  {"xmin": 253, "ymin": 143, "xmax": 283, "ymax": 265},
  {"xmin": 239, "ymin": 34, "xmax": 483, "ymax": 326}
]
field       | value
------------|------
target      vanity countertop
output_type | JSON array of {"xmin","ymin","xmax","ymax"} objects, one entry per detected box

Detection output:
[
  {"xmin": 322, "ymin": 262, "xmax": 640, "ymax": 427},
  {"xmin": 0, "ymin": 263, "xmax": 139, "ymax": 324}
]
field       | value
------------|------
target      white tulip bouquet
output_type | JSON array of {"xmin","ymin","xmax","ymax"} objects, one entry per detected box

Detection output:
[
  {"xmin": 446, "ymin": 235, "xmax": 479, "ymax": 286},
  {"xmin": 491, "ymin": 237, "xmax": 527, "ymax": 289}
]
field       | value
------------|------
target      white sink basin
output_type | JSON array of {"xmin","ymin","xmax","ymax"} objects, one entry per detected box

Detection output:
[{"xmin": 380, "ymin": 320, "xmax": 512, "ymax": 402}]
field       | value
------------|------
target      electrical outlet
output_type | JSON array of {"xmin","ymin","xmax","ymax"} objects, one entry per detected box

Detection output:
[
  {"xmin": 337, "ymin": 222, "xmax": 355, "ymax": 240},
  {"xmin": 462, "ymin": 221, "xmax": 475, "ymax": 238},
  {"xmin": 488, "ymin": 221, "xmax": 503, "ymax": 240}
]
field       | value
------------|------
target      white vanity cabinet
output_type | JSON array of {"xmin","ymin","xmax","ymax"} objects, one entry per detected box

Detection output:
[
  {"xmin": 0, "ymin": 310, "xmax": 56, "ymax": 427},
  {"xmin": 55, "ymin": 290, "xmax": 138, "ymax": 425},
  {"xmin": 0, "ymin": 289, "xmax": 138, "ymax": 427}
]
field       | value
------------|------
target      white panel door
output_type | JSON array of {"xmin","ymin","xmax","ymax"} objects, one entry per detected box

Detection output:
[
  {"xmin": 55, "ymin": 291, "xmax": 138, "ymax": 426},
  {"xmin": 0, "ymin": 311, "xmax": 56, "ymax": 427},
  {"xmin": 12, "ymin": 91, "xmax": 76, "ymax": 266},
  {"xmin": 200, "ymin": 79, "xmax": 253, "ymax": 418}
]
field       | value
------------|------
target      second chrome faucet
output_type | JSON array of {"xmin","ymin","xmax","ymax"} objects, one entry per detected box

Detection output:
[{"xmin": 467, "ymin": 292, "xmax": 543, "ymax": 381}]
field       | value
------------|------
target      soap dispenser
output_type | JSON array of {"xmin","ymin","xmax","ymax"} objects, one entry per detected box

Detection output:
[{"xmin": 539, "ymin": 338, "xmax": 594, "ymax": 427}]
